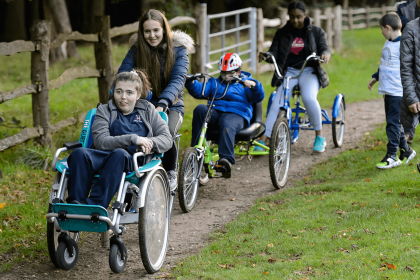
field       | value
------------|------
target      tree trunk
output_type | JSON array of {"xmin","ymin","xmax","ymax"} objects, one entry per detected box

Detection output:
[
  {"xmin": 46, "ymin": 0, "xmax": 80, "ymax": 59},
  {"xmin": 343, "ymin": 0, "xmax": 349, "ymax": 9}
]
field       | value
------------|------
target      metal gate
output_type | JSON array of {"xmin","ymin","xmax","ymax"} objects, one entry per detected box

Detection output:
[{"xmin": 205, "ymin": 8, "xmax": 257, "ymax": 76}]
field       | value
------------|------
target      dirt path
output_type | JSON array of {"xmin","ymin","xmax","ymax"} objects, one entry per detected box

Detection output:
[{"xmin": 1, "ymin": 98, "xmax": 386, "ymax": 280}]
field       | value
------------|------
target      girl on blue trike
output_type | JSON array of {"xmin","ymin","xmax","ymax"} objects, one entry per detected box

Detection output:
[{"xmin": 257, "ymin": 1, "xmax": 332, "ymax": 153}]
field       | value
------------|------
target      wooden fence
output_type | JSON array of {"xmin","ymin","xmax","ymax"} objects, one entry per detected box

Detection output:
[
  {"xmin": 341, "ymin": 5, "xmax": 397, "ymax": 30},
  {"xmin": 0, "ymin": 4, "xmax": 204, "ymax": 153}
]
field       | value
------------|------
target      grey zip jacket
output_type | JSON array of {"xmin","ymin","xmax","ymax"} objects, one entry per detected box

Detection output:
[{"xmin": 92, "ymin": 99, "xmax": 172, "ymax": 154}]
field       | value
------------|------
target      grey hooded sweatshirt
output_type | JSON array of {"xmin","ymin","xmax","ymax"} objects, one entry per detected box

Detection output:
[{"xmin": 92, "ymin": 99, "xmax": 172, "ymax": 154}]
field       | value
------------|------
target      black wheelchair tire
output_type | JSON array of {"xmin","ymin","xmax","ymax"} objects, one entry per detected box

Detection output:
[
  {"xmin": 269, "ymin": 112, "xmax": 291, "ymax": 189},
  {"xmin": 47, "ymin": 172, "xmax": 64, "ymax": 268},
  {"xmin": 178, "ymin": 147, "xmax": 199, "ymax": 213},
  {"xmin": 109, "ymin": 244, "xmax": 127, "ymax": 273},
  {"xmin": 332, "ymin": 98, "xmax": 345, "ymax": 147},
  {"xmin": 138, "ymin": 169, "xmax": 169, "ymax": 274},
  {"xmin": 56, "ymin": 239, "xmax": 79, "ymax": 270}
]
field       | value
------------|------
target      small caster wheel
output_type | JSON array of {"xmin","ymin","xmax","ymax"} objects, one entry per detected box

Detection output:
[
  {"xmin": 109, "ymin": 243, "xmax": 127, "ymax": 273},
  {"xmin": 56, "ymin": 237, "xmax": 79, "ymax": 270}
]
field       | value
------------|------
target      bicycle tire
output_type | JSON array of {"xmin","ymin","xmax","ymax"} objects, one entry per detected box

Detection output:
[
  {"xmin": 178, "ymin": 147, "xmax": 199, "ymax": 213},
  {"xmin": 269, "ymin": 112, "xmax": 291, "ymax": 189},
  {"xmin": 138, "ymin": 169, "xmax": 169, "ymax": 274},
  {"xmin": 332, "ymin": 98, "xmax": 345, "ymax": 147}
]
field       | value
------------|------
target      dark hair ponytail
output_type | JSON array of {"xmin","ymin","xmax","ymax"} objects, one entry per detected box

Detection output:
[{"xmin": 288, "ymin": 1, "xmax": 306, "ymax": 13}]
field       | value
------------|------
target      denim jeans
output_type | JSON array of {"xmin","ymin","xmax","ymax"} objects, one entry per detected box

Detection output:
[{"xmin": 384, "ymin": 95, "xmax": 409, "ymax": 155}]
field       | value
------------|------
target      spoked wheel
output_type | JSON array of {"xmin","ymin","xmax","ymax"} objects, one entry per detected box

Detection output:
[
  {"xmin": 56, "ymin": 237, "xmax": 79, "ymax": 270},
  {"xmin": 178, "ymin": 147, "xmax": 199, "ymax": 213},
  {"xmin": 269, "ymin": 113, "xmax": 291, "ymax": 189},
  {"xmin": 138, "ymin": 169, "xmax": 169, "ymax": 274},
  {"xmin": 109, "ymin": 243, "xmax": 127, "ymax": 273},
  {"xmin": 332, "ymin": 97, "xmax": 345, "ymax": 147},
  {"xmin": 47, "ymin": 172, "xmax": 79, "ymax": 268}
]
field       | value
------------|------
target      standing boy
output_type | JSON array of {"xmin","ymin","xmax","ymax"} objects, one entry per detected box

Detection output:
[{"xmin": 367, "ymin": 12, "xmax": 416, "ymax": 169}]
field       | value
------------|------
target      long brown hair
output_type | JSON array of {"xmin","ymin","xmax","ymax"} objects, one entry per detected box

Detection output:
[{"xmin": 137, "ymin": 9, "xmax": 175, "ymax": 97}]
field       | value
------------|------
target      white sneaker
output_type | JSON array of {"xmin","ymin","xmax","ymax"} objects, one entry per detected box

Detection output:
[{"xmin": 167, "ymin": 170, "xmax": 178, "ymax": 191}]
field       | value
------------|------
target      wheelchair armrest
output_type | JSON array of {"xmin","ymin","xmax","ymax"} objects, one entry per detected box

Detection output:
[{"xmin": 63, "ymin": 141, "xmax": 82, "ymax": 150}]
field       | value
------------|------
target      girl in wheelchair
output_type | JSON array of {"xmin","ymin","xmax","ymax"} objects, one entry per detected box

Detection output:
[{"xmin": 66, "ymin": 69, "xmax": 172, "ymax": 208}]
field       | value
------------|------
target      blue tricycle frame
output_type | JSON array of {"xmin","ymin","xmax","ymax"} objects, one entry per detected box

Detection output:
[{"xmin": 262, "ymin": 52, "xmax": 346, "ymax": 147}]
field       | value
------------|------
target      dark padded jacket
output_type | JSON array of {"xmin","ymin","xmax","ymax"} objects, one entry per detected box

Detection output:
[
  {"xmin": 267, "ymin": 17, "xmax": 330, "ymax": 89},
  {"xmin": 117, "ymin": 31, "xmax": 194, "ymax": 116},
  {"xmin": 397, "ymin": 0, "xmax": 420, "ymax": 30},
  {"xmin": 400, "ymin": 18, "xmax": 420, "ymax": 130}
]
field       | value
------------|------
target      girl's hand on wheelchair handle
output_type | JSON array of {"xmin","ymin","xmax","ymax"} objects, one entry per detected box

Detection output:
[
  {"xmin": 368, "ymin": 78, "xmax": 377, "ymax": 91},
  {"xmin": 137, "ymin": 137, "xmax": 153, "ymax": 154}
]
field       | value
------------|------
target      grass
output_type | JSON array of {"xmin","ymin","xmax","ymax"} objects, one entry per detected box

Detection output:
[
  {"xmin": 0, "ymin": 27, "xmax": 390, "ymax": 271},
  {"xmin": 171, "ymin": 118, "xmax": 420, "ymax": 279}
]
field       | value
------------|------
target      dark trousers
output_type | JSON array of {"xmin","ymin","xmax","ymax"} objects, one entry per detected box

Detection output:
[
  {"xmin": 384, "ymin": 95, "xmax": 409, "ymax": 155},
  {"xmin": 66, "ymin": 148, "xmax": 134, "ymax": 208},
  {"xmin": 162, "ymin": 110, "xmax": 183, "ymax": 172},
  {"xmin": 191, "ymin": 105, "xmax": 245, "ymax": 164}
]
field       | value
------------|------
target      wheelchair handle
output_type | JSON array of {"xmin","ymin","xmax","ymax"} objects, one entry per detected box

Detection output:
[
  {"xmin": 52, "ymin": 147, "xmax": 68, "ymax": 172},
  {"xmin": 133, "ymin": 152, "xmax": 149, "ymax": 178}
]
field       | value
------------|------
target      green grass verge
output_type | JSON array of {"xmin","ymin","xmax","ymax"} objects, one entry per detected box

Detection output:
[
  {"xmin": 0, "ymin": 27, "xmax": 390, "ymax": 270},
  {"xmin": 172, "ymin": 122, "xmax": 420, "ymax": 280}
]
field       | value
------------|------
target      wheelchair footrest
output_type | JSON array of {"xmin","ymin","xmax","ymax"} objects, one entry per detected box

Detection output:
[{"xmin": 52, "ymin": 203, "xmax": 109, "ymax": 233}]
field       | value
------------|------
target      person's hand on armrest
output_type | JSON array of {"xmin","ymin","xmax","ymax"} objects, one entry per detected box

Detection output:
[
  {"xmin": 244, "ymin": 80, "xmax": 256, "ymax": 89},
  {"xmin": 137, "ymin": 136, "xmax": 154, "ymax": 154}
]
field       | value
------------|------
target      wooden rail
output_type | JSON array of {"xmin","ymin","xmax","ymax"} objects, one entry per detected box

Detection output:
[{"xmin": 0, "ymin": 10, "xmax": 202, "ymax": 153}]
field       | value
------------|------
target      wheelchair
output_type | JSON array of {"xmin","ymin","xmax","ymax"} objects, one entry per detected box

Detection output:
[
  {"xmin": 177, "ymin": 74, "xmax": 288, "ymax": 213},
  {"xmin": 45, "ymin": 109, "xmax": 174, "ymax": 274}
]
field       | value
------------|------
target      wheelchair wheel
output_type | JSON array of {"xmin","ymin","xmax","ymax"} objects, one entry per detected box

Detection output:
[
  {"xmin": 332, "ymin": 98, "xmax": 345, "ymax": 147},
  {"xmin": 138, "ymin": 169, "xmax": 169, "ymax": 274},
  {"xmin": 178, "ymin": 147, "xmax": 199, "ymax": 213},
  {"xmin": 269, "ymin": 113, "xmax": 291, "ymax": 189},
  {"xmin": 47, "ymin": 173, "xmax": 79, "ymax": 268},
  {"xmin": 56, "ymin": 238, "xmax": 79, "ymax": 270},
  {"xmin": 109, "ymin": 244, "xmax": 127, "ymax": 273}
]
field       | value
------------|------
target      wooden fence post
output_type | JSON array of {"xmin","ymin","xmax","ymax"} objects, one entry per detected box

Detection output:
[
  {"xmin": 192, "ymin": 3, "xmax": 206, "ymax": 74},
  {"xmin": 30, "ymin": 20, "xmax": 52, "ymax": 148},
  {"xmin": 257, "ymin": 8, "xmax": 263, "ymax": 76},
  {"xmin": 277, "ymin": 7, "xmax": 288, "ymax": 28},
  {"xmin": 348, "ymin": 7, "xmax": 353, "ymax": 30},
  {"xmin": 333, "ymin": 5, "xmax": 342, "ymax": 52},
  {"xmin": 366, "ymin": 5, "xmax": 371, "ymax": 28},
  {"xmin": 94, "ymin": 15, "xmax": 113, "ymax": 105},
  {"xmin": 381, "ymin": 4, "xmax": 387, "ymax": 17},
  {"xmin": 312, "ymin": 8, "xmax": 321, "ymax": 27},
  {"xmin": 323, "ymin": 7, "xmax": 333, "ymax": 48}
]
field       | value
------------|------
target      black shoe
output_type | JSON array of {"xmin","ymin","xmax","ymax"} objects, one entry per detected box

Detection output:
[
  {"xmin": 215, "ymin": 158, "xmax": 232, "ymax": 179},
  {"xmin": 399, "ymin": 147, "xmax": 416, "ymax": 164},
  {"xmin": 417, "ymin": 163, "xmax": 420, "ymax": 173}
]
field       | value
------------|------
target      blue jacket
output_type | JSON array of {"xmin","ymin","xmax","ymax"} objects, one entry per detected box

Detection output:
[
  {"xmin": 117, "ymin": 31, "xmax": 194, "ymax": 116},
  {"xmin": 185, "ymin": 71, "xmax": 265, "ymax": 124}
]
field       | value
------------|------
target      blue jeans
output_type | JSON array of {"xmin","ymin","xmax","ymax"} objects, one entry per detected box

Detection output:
[
  {"xmin": 384, "ymin": 95, "xmax": 409, "ymax": 155},
  {"xmin": 191, "ymin": 105, "xmax": 245, "ymax": 164},
  {"xmin": 66, "ymin": 148, "xmax": 134, "ymax": 208}
]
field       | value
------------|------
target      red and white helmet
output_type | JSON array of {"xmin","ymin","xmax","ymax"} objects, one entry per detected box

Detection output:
[{"xmin": 218, "ymin": 53, "xmax": 242, "ymax": 71}]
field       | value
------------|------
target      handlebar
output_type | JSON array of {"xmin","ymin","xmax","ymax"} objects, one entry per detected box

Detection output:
[
  {"xmin": 186, "ymin": 74, "xmax": 250, "ymax": 101},
  {"xmin": 259, "ymin": 52, "xmax": 325, "ymax": 81}
]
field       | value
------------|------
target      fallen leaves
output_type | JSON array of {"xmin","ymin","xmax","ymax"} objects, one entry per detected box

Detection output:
[
  {"xmin": 266, "ymin": 243, "xmax": 274, "ymax": 248},
  {"xmin": 218, "ymin": 263, "xmax": 235, "ymax": 269},
  {"xmin": 268, "ymin": 258, "xmax": 276, "ymax": 263},
  {"xmin": 362, "ymin": 228, "xmax": 374, "ymax": 235},
  {"xmin": 230, "ymin": 198, "xmax": 235, "ymax": 201}
]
